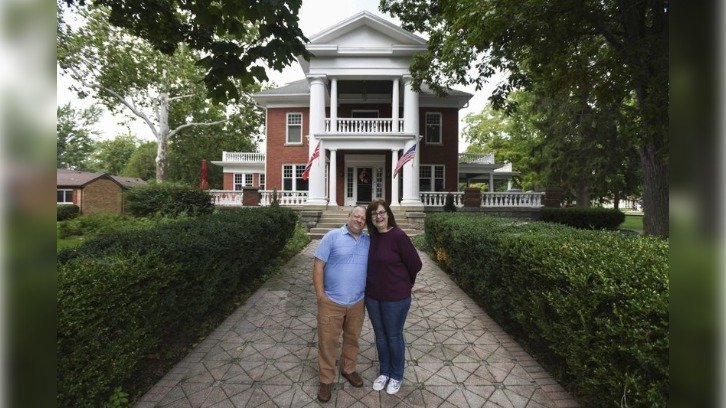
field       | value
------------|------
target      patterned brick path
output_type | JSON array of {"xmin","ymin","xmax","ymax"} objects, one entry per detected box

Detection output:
[{"xmin": 136, "ymin": 241, "xmax": 578, "ymax": 407}]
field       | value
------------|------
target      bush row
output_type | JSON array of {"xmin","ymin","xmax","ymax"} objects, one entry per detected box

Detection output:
[
  {"xmin": 57, "ymin": 207, "xmax": 298, "ymax": 407},
  {"xmin": 57, "ymin": 204, "xmax": 79, "ymax": 221},
  {"xmin": 425, "ymin": 213, "xmax": 668, "ymax": 407},
  {"xmin": 57, "ymin": 213, "xmax": 179, "ymax": 239},
  {"xmin": 539, "ymin": 207, "xmax": 625, "ymax": 230},
  {"xmin": 124, "ymin": 183, "xmax": 214, "ymax": 217}
]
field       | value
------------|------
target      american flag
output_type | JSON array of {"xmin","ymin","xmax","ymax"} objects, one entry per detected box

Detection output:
[
  {"xmin": 393, "ymin": 145, "xmax": 416, "ymax": 178},
  {"xmin": 301, "ymin": 141, "xmax": 320, "ymax": 180}
]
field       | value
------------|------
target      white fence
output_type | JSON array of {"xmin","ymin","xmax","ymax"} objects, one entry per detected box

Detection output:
[
  {"xmin": 259, "ymin": 190, "xmax": 308, "ymax": 206},
  {"xmin": 420, "ymin": 191, "xmax": 543, "ymax": 208},
  {"xmin": 324, "ymin": 118, "xmax": 405, "ymax": 133},
  {"xmin": 221, "ymin": 152, "xmax": 265, "ymax": 162},
  {"xmin": 210, "ymin": 190, "xmax": 244, "ymax": 206}
]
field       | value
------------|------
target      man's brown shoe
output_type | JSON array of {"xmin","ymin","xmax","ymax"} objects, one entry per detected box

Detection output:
[
  {"xmin": 341, "ymin": 371, "xmax": 364, "ymax": 387},
  {"xmin": 317, "ymin": 383, "xmax": 333, "ymax": 402}
]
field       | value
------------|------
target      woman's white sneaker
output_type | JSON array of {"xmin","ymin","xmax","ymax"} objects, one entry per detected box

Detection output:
[
  {"xmin": 386, "ymin": 378, "xmax": 402, "ymax": 394},
  {"xmin": 372, "ymin": 375, "xmax": 389, "ymax": 391}
]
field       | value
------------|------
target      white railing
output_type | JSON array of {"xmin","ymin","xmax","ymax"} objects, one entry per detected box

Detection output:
[
  {"xmin": 458, "ymin": 153, "xmax": 495, "ymax": 164},
  {"xmin": 260, "ymin": 190, "xmax": 309, "ymax": 206},
  {"xmin": 222, "ymin": 151, "xmax": 265, "ymax": 162},
  {"xmin": 420, "ymin": 191, "xmax": 544, "ymax": 208},
  {"xmin": 209, "ymin": 190, "xmax": 244, "ymax": 206},
  {"xmin": 481, "ymin": 192, "xmax": 543, "ymax": 207},
  {"xmin": 324, "ymin": 118, "xmax": 405, "ymax": 133},
  {"xmin": 420, "ymin": 192, "xmax": 464, "ymax": 207}
]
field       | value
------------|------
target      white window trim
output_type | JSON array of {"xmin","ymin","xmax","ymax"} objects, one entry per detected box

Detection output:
[
  {"xmin": 419, "ymin": 164, "xmax": 446, "ymax": 192},
  {"xmin": 282, "ymin": 164, "xmax": 308, "ymax": 191},
  {"xmin": 233, "ymin": 173, "xmax": 254, "ymax": 190},
  {"xmin": 286, "ymin": 112, "xmax": 303, "ymax": 145},
  {"xmin": 259, "ymin": 174, "xmax": 266, "ymax": 190},
  {"xmin": 57, "ymin": 188, "xmax": 74, "ymax": 204},
  {"xmin": 425, "ymin": 112, "xmax": 443, "ymax": 145}
]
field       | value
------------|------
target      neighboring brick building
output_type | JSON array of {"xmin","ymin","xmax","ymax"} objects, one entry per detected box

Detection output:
[
  {"xmin": 213, "ymin": 11, "xmax": 523, "ymax": 208},
  {"xmin": 56, "ymin": 169, "xmax": 146, "ymax": 215}
]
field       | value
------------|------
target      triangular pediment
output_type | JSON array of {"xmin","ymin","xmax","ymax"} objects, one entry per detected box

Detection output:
[{"xmin": 307, "ymin": 11, "xmax": 426, "ymax": 55}]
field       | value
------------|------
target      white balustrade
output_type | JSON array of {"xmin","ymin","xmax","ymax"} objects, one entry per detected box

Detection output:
[
  {"xmin": 209, "ymin": 190, "xmax": 244, "ymax": 206},
  {"xmin": 259, "ymin": 190, "xmax": 309, "ymax": 206},
  {"xmin": 324, "ymin": 118, "xmax": 406, "ymax": 133},
  {"xmin": 222, "ymin": 152, "xmax": 265, "ymax": 162},
  {"xmin": 420, "ymin": 191, "xmax": 544, "ymax": 208},
  {"xmin": 458, "ymin": 153, "xmax": 495, "ymax": 164}
]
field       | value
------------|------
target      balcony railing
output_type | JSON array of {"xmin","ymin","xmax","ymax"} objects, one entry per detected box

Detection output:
[
  {"xmin": 458, "ymin": 153, "xmax": 495, "ymax": 164},
  {"xmin": 209, "ymin": 190, "xmax": 244, "ymax": 206},
  {"xmin": 260, "ymin": 190, "xmax": 308, "ymax": 206},
  {"xmin": 420, "ymin": 191, "xmax": 543, "ymax": 207},
  {"xmin": 324, "ymin": 118, "xmax": 405, "ymax": 133},
  {"xmin": 222, "ymin": 152, "xmax": 265, "ymax": 162}
]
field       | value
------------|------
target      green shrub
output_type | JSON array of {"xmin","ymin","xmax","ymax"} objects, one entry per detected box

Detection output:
[
  {"xmin": 540, "ymin": 207, "xmax": 625, "ymax": 230},
  {"xmin": 57, "ymin": 204, "xmax": 79, "ymax": 221},
  {"xmin": 425, "ymin": 213, "xmax": 668, "ymax": 407},
  {"xmin": 57, "ymin": 207, "xmax": 298, "ymax": 407},
  {"xmin": 443, "ymin": 192, "xmax": 457, "ymax": 212},
  {"xmin": 57, "ymin": 213, "xmax": 176, "ymax": 239},
  {"xmin": 124, "ymin": 183, "xmax": 213, "ymax": 217}
]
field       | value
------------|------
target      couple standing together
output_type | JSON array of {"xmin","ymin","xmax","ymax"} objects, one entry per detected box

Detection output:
[{"xmin": 313, "ymin": 200, "xmax": 422, "ymax": 402}]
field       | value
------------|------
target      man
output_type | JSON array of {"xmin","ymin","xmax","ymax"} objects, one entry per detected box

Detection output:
[{"xmin": 313, "ymin": 206, "xmax": 369, "ymax": 402}]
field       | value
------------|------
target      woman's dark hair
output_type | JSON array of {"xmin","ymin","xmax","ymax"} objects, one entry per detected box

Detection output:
[{"xmin": 365, "ymin": 199, "xmax": 397, "ymax": 234}]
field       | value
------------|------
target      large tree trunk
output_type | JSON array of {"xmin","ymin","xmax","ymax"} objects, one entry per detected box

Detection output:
[
  {"xmin": 155, "ymin": 93, "xmax": 170, "ymax": 181},
  {"xmin": 640, "ymin": 143, "xmax": 669, "ymax": 237}
]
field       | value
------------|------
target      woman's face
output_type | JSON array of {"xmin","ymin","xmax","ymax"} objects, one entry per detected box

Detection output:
[{"xmin": 371, "ymin": 204, "xmax": 388, "ymax": 232}]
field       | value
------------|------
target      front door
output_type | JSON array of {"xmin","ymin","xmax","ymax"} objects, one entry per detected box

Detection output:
[{"xmin": 356, "ymin": 168, "xmax": 372, "ymax": 203}]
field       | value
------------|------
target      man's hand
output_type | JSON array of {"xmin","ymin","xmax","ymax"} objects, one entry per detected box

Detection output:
[{"xmin": 312, "ymin": 258, "xmax": 326, "ymax": 301}]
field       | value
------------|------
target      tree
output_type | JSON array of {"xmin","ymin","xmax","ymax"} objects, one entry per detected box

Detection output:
[
  {"xmin": 382, "ymin": 0, "xmax": 668, "ymax": 237},
  {"xmin": 61, "ymin": 0, "xmax": 311, "ymax": 101},
  {"xmin": 123, "ymin": 141, "xmax": 156, "ymax": 180},
  {"xmin": 58, "ymin": 5, "xmax": 263, "ymax": 181},
  {"xmin": 90, "ymin": 133, "xmax": 137, "ymax": 175},
  {"xmin": 56, "ymin": 103, "xmax": 101, "ymax": 170}
]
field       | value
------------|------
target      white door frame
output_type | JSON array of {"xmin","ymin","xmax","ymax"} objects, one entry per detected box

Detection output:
[{"xmin": 344, "ymin": 154, "xmax": 385, "ymax": 206}]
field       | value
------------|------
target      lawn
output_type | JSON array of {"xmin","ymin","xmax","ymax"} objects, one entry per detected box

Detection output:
[{"xmin": 620, "ymin": 214, "xmax": 643, "ymax": 233}]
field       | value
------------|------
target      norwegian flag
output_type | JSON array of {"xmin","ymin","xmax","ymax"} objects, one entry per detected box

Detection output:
[
  {"xmin": 301, "ymin": 141, "xmax": 320, "ymax": 180},
  {"xmin": 393, "ymin": 145, "xmax": 416, "ymax": 178}
]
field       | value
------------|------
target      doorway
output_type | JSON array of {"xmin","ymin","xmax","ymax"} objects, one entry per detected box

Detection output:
[{"xmin": 356, "ymin": 168, "xmax": 373, "ymax": 203}]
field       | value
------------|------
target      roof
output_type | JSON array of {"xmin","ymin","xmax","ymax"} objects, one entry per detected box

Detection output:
[{"xmin": 57, "ymin": 168, "xmax": 147, "ymax": 188}]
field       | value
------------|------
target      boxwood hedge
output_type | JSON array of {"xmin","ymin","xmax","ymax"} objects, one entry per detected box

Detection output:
[
  {"xmin": 425, "ymin": 213, "xmax": 668, "ymax": 407},
  {"xmin": 540, "ymin": 207, "xmax": 626, "ymax": 230},
  {"xmin": 57, "ymin": 207, "xmax": 297, "ymax": 407}
]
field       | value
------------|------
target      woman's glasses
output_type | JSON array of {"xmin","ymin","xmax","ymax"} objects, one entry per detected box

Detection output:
[{"xmin": 370, "ymin": 210, "xmax": 387, "ymax": 218}]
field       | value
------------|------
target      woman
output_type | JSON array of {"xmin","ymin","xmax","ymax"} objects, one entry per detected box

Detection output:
[{"xmin": 364, "ymin": 199, "xmax": 422, "ymax": 395}]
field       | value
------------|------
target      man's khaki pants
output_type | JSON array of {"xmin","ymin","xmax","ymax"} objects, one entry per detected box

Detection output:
[{"xmin": 316, "ymin": 296, "xmax": 365, "ymax": 384}]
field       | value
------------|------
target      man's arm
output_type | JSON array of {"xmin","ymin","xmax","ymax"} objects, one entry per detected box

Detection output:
[{"xmin": 312, "ymin": 258, "xmax": 326, "ymax": 300}]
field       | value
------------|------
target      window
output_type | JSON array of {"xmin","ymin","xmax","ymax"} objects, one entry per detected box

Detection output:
[
  {"xmin": 233, "ymin": 173, "xmax": 253, "ymax": 190},
  {"xmin": 57, "ymin": 189, "xmax": 73, "ymax": 204},
  {"xmin": 287, "ymin": 113, "xmax": 302, "ymax": 144},
  {"xmin": 282, "ymin": 164, "xmax": 309, "ymax": 191},
  {"xmin": 425, "ymin": 112, "xmax": 442, "ymax": 144},
  {"xmin": 259, "ymin": 174, "xmax": 265, "ymax": 190},
  {"xmin": 419, "ymin": 165, "xmax": 445, "ymax": 192}
]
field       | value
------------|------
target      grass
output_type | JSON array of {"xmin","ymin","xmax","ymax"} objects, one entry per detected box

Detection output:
[{"xmin": 620, "ymin": 214, "xmax": 644, "ymax": 233}]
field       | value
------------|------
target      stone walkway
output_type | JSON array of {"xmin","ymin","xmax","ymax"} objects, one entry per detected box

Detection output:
[{"xmin": 136, "ymin": 241, "xmax": 578, "ymax": 407}]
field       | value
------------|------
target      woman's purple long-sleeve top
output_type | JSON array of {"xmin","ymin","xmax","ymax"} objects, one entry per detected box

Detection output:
[{"xmin": 365, "ymin": 227, "xmax": 423, "ymax": 301}]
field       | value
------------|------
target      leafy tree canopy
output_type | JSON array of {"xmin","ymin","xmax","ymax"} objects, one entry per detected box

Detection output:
[
  {"xmin": 61, "ymin": 0, "xmax": 311, "ymax": 101},
  {"xmin": 57, "ymin": 103, "xmax": 101, "ymax": 171}
]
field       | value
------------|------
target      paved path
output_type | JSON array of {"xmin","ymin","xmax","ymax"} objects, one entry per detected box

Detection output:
[{"xmin": 137, "ymin": 241, "xmax": 578, "ymax": 407}]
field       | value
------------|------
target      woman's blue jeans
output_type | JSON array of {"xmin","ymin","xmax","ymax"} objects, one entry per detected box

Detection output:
[{"xmin": 365, "ymin": 296, "xmax": 411, "ymax": 381}]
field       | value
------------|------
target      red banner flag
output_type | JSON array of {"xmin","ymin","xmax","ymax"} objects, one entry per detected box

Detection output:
[{"xmin": 301, "ymin": 141, "xmax": 320, "ymax": 180}]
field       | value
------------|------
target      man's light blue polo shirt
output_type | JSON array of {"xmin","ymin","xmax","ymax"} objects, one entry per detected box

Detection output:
[{"xmin": 314, "ymin": 224, "xmax": 370, "ymax": 306}]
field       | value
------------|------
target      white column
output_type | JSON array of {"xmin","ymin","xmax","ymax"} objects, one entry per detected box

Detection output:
[
  {"xmin": 330, "ymin": 78, "xmax": 338, "ymax": 132},
  {"xmin": 489, "ymin": 173, "xmax": 495, "ymax": 192},
  {"xmin": 391, "ymin": 78, "xmax": 400, "ymax": 131},
  {"xmin": 329, "ymin": 149, "xmax": 338, "ymax": 206},
  {"xmin": 401, "ymin": 75, "xmax": 422, "ymax": 205},
  {"xmin": 306, "ymin": 75, "xmax": 327, "ymax": 205},
  {"xmin": 390, "ymin": 149, "xmax": 400, "ymax": 205},
  {"xmin": 507, "ymin": 178, "xmax": 513, "ymax": 190}
]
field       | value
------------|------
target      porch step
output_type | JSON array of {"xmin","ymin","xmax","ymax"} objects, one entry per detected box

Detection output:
[{"xmin": 305, "ymin": 207, "xmax": 421, "ymax": 239}]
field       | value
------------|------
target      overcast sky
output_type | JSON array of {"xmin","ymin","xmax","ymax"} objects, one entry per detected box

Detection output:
[{"xmin": 57, "ymin": 0, "xmax": 503, "ymax": 152}]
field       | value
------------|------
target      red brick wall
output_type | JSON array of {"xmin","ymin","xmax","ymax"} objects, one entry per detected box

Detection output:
[
  {"xmin": 265, "ymin": 108, "xmax": 311, "ymax": 190},
  {"xmin": 81, "ymin": 178, "xmax": 123, "ymax": 214},
  {"xmin": 222, "ymin": 172, "xmax": 233, "ymax": 190},
  {"xmin": 419, "ymin": 108, "xmax": 459, "ymax": 191}
]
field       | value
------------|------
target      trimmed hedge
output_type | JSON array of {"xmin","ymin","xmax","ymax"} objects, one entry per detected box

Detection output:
[
  {"xmin": 57, "ymin": 207, "xmax": 297, "ymax": 407},
  {"xmin": 540, "ymin": 207, "xmax": 625, "ymax": 230},
  {"xmin": 425, "ymin": 213, "xmax": 668, "ymax": 407},
  {"xmin": 124, "ymin": 183, "xmax": 213, "ymax": 217},
  {"xmin": 57, "ymin": 204, "xmax": 79, "ymax": 221}
]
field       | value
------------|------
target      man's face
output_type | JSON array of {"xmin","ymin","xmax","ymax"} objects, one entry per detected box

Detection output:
[{"xmin": 347, "ymin": 207, "xmax": 366, "ymax": 234}]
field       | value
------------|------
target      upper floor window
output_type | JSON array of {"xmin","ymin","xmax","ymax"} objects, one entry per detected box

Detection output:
[
  {"xmin": 57, "ymin": 189, "xmax": 73, "ymax": 204},
  {"xmin": 419, "ymin": 165, "xmax": 445, "ymax": 192},
  {"xmin": 287, "ymin": 113, "xmax": 302, "ymax": 144},
  {"xmin": 283, "ymin": 164, "xmax": 308, "ymax": 191},
  {"xmin": 233, "ymin": 173, "xmax": 253, "ymax": 190},
  {"xmin": 425, "ymin": 112, "xmax": 442, "ymax": 144}
]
